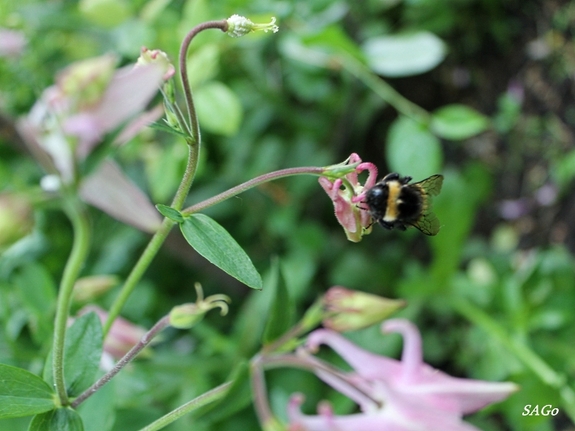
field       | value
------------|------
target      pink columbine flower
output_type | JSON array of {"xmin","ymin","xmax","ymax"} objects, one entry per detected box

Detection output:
[
  {"xmin": 17, "ymin": 51, "xmax": 172, "ymax": 231},
  {"xmin": 319, "ymin": 153, "xmax": 378, "ymax": 242},
  {"xmin": 288, "ymin": 318, "xmax": 518, "ymax": 431},
  {"xmin": 18, "ymin": 51, "xmax": 170, "ymax": 178}
]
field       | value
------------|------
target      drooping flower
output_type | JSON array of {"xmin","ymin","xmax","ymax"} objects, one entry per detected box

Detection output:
[
  {"xmin": 288, "ymin": 318, "xmax": 518, "ymax": 431},
  {"xmin": 17, "ymin": 51, "xmax": 171, "ymax": 231},
  {"xmin": 18, "ymin": 52, "xmax": 171, "ymax": 179},
  {"xmin": 319, "ymin": 153, "xmax": 378, "ymax": 242}
]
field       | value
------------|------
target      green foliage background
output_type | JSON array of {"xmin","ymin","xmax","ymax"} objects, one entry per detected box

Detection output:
[{"xmin": 1, "ymin": 0, "xmax": 575, "ymax": 430}]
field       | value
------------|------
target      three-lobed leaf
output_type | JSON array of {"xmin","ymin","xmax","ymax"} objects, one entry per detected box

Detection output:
[
  {"xmin": 180, "ymin": 214, "xmax": 262, "ymax": 290},
  {"xmin": 0, "ymin": 364, "xmax": 55, "ymax": 419}
]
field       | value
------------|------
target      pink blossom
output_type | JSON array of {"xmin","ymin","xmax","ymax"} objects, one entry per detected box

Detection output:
[
  {"xmin": 79, "ymin": 161, "xmax": 162, "ymax": 233},
  {"xmin": 17, "ymin": 52, "xmax": 171, "ymax": 231},
  {"xmin": 18, "ymin": 53, "xmax": 169, "ymax": 180},
  {"xmin": 62, "ymin": 60, "xmax": 166, "ymax": 157},
  {"xmin": 319, "ymin": 153, "xmax": 378, "ymax": 242},
  {"xmin": 288, "ymin": 319, "xmax": 518, "ymax": 431}
]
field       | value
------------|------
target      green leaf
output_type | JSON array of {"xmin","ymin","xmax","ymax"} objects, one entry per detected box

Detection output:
[
  {"xmin": 195, "ymin": 81, "xmax": 243, "ymax": 136},
  {"xmin": 43, "ymin": 312, "xmax": 103, "ymax": 397},
  {"xmin": 186, "ymin": 43, "xmax": 220, "ymax": 88},
  {"xmin": 77, "ymin": 378, "xmax": 114, "ymax": 431},
  {"xmin": 148, "ymin": 121, "xmax": 189, "ymax": 139},
  {"xmin": 0, "ymin": 364, "xmax": 55, "ymax": 419},
  {"xmin": 14, "ymin": 263, "xmax": 57, "ymax": 343},
  {"xmin": 263, "ymin": 258, "xmax": 293, "ymax": 344},
  {"xmin": 430, "ymin": 104, "xmax": 490, "ymax": 140},
  {"xmin": 28, "ymin": 408, "xmax": 84, "ymax": 431},
  {"xmin": 363, "ymin": 32, "xmax": 447, "ymax": 77},
  {"xmin": 180, "ymin": 214, "xmax": 262, "ymax": 290},
  {"xmin": 386, "ymin": 115, "xmax": 443, "ymax": 177},
  {"xmin": 155, "ymin": 204, "xmax": 185, "ymax": 223}
]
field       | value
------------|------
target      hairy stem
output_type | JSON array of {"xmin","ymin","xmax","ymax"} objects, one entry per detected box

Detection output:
[
  {"xmin": 72, "ymin": 316, "xmax": 170, "ymax": 408},
  {"xmin": 182, "ymin": 166, "xmax": 325, "ymax": 215},
  {"xmin": 178, "ymin": 20, "xmax": 228, "ymax": 144}
]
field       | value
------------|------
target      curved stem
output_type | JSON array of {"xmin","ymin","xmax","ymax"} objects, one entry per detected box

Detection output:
[
  {"xmin": 179, "ymin": 20, "xmax": 228, "ymax": 144},
  {"xmin": 72, "ymin": 316, "xmax": 170, "ymax": 408},
  {"xmin": 104, "ymin": 21, "xmax": 228, "ymax": 335},
  {"xmin": 52, "ymin": 200, "xmax": 91, "ymax": 406},
  {"xmin": 136, "ymin": 382, "xmax": 232, "ymax": 431},
  {"xmin": 181, "ymin": 166, "xmax": 325, "ymax": 215}
]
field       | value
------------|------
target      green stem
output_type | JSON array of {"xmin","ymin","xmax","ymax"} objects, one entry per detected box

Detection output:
[
  {"xmin": 136, "ymin": 382, "xmax": 232, "ymax": 431},
  {"xmin": 52, "ymin": 200, "xmax": 91, "ymax": 406},
  {"xmin": 339, "ymin": 55, "xmax": 430, "ymax": 123},
  {"xmin": 178, "ymin": 20, "xmax": 228, "ymax": 144},
  {"xmin": 104, "ymin": 21, "xmax": 228, "ymax": 335},
  {"xmin": 181, "ymin": 166, "xmax": 325, "ymax": 215},
  {"xmin": 103, "ymin": 217, "xmax": 174, "ymax": 335},
  {"xmin": 452, "ymin": 298, "xmax": 575, "ymax": 422}
]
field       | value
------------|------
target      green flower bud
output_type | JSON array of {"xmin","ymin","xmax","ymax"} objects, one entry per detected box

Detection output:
[
  {"xmin": 169, "ymin": 283, "xmax": 231, "ymax": 329},
  {"xmin": 322, "ymin": 287, "xmax": 406, "ymax": 332}
]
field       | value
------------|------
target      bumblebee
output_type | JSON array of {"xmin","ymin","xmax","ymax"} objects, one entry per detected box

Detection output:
[{"xmin": 364, "ymin": 173, "xmax": 444, "ymax": 236}]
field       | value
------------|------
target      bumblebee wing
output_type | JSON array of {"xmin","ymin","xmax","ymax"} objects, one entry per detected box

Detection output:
[
  {"xmin": 410, "ymin": 211, "xmax": 441, "ymax": 236},
  {"xmin": 413, "ymin": 174, "xmax": 443, "ymax": 197}
]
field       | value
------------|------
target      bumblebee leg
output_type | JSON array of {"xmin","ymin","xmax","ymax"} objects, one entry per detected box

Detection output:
[
  {"xmin": 400, "ymin": 176, "xmax": 412, "ymax": 185},
  {"xmin": 379, "ymin": 220, "xmax": 394, "ymax": 230}
]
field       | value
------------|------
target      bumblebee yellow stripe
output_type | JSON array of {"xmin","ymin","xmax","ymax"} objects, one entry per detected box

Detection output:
[{"xmin": 384, "ymin": 181, "xmax": 401, "ymax": 222}]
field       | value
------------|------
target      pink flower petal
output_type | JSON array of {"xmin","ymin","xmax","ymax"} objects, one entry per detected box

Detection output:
[{"xmin": 80, "ymin": 161, "xmax": 162, "ymax": 232}]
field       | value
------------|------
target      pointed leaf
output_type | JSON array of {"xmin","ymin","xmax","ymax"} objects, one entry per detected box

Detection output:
[
  {"xmin": 155, "ymin": 204, "xmax": 184, "ymax": 223},
  {"xmin": 180, "ymin": 214, "xmax": 262, "ymax": 289},
  {"xmin": 43, "ymin": 312, "xmax": 103, "ymax": 397},
  {"xmin": 28, "ymin": 408, "xmax": 84, "ymax": 431},
  {"xmin": 0, "ymin": 364, "xmax": 55, "ymax": 419}
]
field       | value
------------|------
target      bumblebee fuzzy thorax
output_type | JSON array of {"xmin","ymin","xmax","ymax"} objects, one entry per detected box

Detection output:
[{"xmin": 364, "ymin": 173, "xmax": 443, "ymax": 236}]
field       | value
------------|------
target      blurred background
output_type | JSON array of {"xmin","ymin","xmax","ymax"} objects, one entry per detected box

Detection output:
[{"xmin": 1, "ymin": 0, "xmax": 574, "ymax": 430}]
